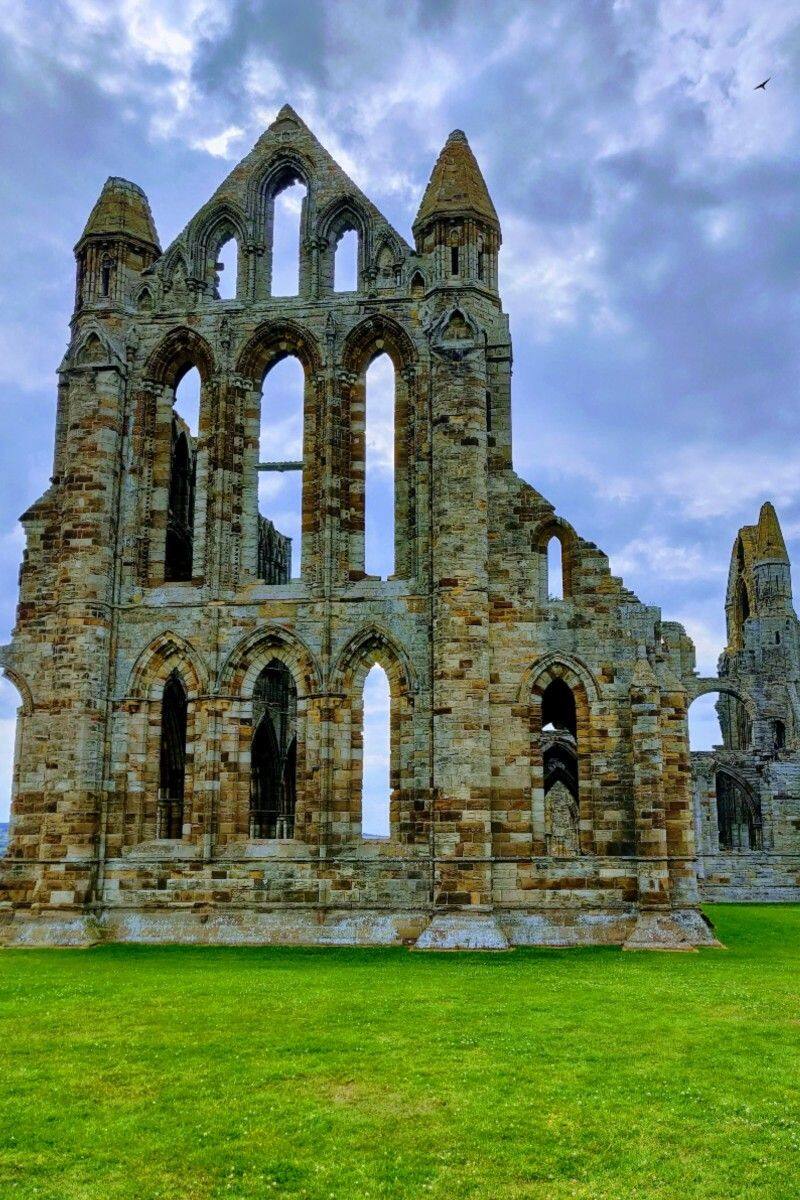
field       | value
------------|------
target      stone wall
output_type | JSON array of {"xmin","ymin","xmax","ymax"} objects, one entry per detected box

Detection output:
[{"xmin": 1, "ymin": 106, "xmax": 787, "ymax": 951}]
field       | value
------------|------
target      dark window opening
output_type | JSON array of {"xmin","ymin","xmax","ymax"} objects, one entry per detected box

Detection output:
[
  {"xmin": 477, "ymin": 249, "xmax": 485, "ymax": 281},
  {"xmin": 541, "ymin": 677, "xmax": 577, "ymax": 737},
  {"xmin": 541, "ymin": 677, "xmax": 579, "ymax": 855},
  {"xmin": 716, "ymin": 772, "xmax": 762, "ymax": 851},
  {"xmin": 158, "ymin": 671, "xmax": 187, "ymax": 839},
  {"xmin": 775, "ymin": 631, "xmax": 781, "ymax": 645},
  {"xmin": 165, "ymin": 422, "xmax": 196, "ymax": 581},
  {"xmin": 486, "ymin": 390, "xmax": 492, "ymax": 433},
  {"xmin": 450, "ymin": 245, "xmax": 459, "ymax": 275},
  {"xmin": 101, "ymin": 257, "xmax": 113, "ymax": 297},
  {"xmin": 250, "ymin": 660, "xmax": 298, "ymax": 838},
  {"xmin": 164, "ymin": 368, "xmax": 200, "ymax": 583},
  {"xmin": 775, "ymin": 720, "xmax": 786, "ymax": 750}
]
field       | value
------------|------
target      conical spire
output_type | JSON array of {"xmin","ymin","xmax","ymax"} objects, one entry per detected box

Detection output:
[
  {"xmin": 80, "ymin": 177, "xmax": 160, "ymax": 250},
  {"xmin": 755, "ymin": 501, "xmax": 788, "ymax": 562},
  {"xmin": 414, "ymin": 129, "xmax": 499, "ymax": 235}
]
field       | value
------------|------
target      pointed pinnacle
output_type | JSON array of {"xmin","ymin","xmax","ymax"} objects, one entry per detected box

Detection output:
[{"xmin": 755, "ymin": 501, "xmax": 789, "ymax": 562}]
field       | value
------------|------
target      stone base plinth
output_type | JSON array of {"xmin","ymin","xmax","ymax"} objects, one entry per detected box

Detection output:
[
  {"xmin": 413, "ymin": 913, "xmax": 511, "ymax": 951},
  {"xmin": 1, "ymin": 904, "xmax": 721, "ymax": 951}
]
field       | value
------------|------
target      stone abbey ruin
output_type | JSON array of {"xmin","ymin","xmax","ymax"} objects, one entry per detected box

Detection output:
[{"xmin": 1, "ymin": 107, "xmax": 798, "ymax": 950}]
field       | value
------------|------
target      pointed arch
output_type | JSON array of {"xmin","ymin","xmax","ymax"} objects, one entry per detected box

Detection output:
[
  {"xmin": 143, "ymin": 327, "xmax": 216, "ymax": 390},
  {"xmin": 340, "ymin": 316, "xmax": 418, "ymax": 581},
  {"xmin": 189, "ymin": 202, "xmax": 247, "ymax": 300},
  {"xmin": 519, "ymin": 652, "xmax": 601, "ymax": 706},
  {"xmin": 330, "ymin": 626, "xmax": 418, "ymax": 845},
  {"xmin": 532, "ymin": 515, "xmax": 579, "ymax": 601},
  {"xmin": 341, "ymin": 313, "xmax": 417, "ymax": 377},
  {"xmin": 215, "ymin": 625, "xmax": 319, "ymax": 845},
  {"xmin": 217, "ymin": 624, "xmax": 322, "ymax": 699},
  {"xmin": 235, "ymin": 320, "xmax": 323, "ymax": 386},
  {"xmin": 157, "ymin": 669, "xmax": 188, "ymax": 839},
  {"xmin": 71, "ymin": 324, "xmax": 125, "ymax": 370},
  {"xmin": 332, "ymin": 625, "xmax": 417, "ymax": 698},
  {"xmin": 409, "ymin": 270, "xmax": 425, "ymax": 297},
  {"xmin": 249, "ymin": 153, "xmax": 312, "ymax": 217},
  {"xmin": 317, "ymin": 195, "xmax": 370, "ymax": 293},
  {"xmin": 715, "ymin": 768, "xmax": 763, "ymax": 851},
  {"xmin": 526, "ymin": 654, "xmax": 599, "ymax": 857},
  {"xmin": 317, "ymin": 193, "xmax": 370, "ymax": 245},
  {"xmin": 126, "ymin": 631, "xmax": 209, "ymax": 700}
]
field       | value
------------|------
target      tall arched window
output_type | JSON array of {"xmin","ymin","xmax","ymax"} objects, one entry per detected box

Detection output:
[
  {"xmin": 0, "ymin": 677, "xmax": 20, "ymax": 855},
  {"xmin": 716, "ymin": 772, "xmax": 762, "ymax": 851},
  {"xmin": 334, "ymin": 228, "xmax": 359, "ymax": 291},
  {"xmin": 361, "ymin": 663, "xmax": 391, "ymax": 838},
  {"xmin": 214, "ymin": 236, "xmax": 238, "ymax": 299},
  {"xmin": 158, "ymin": 671, "xmax": 188, "ymax": 839},
  {"xmin": 250, "ymin": 659, "xmax": 298, "ymax": 838},
  {"xmin": 165, "ymin": 368, "xmax": 200, "ymax": 582},
  {"xmin": 365, "ymin": 354, "xmax": 395, "ymax": 579},
  {"xmin": 546, "ymin": 535, "xmax": 564, "ymax": 600},
  {"xmin": 541, "ymin": 677, "xmax": 578, "ymax": 856},
  {"xmin": 271, "ymin": 180, "xmax": 306, "ymax": 296},
  {"xmin": 258, "ymin": 356, "xmax": 304, "ymax": 581}
]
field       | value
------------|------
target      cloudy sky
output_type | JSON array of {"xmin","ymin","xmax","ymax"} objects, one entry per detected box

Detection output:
[{"xmin": 1, "ymin": 0, "xmax": 799, "ymax": 824}]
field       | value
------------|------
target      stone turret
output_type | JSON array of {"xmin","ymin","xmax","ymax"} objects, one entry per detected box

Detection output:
[
  {"xmin": 753, "ymin": 501, "xmax": 792, "ymax": 615},
  {"xmin": 413, "ymin": 130, "xmax": 500, "ymax": 295},
  {"xmin": 74, "ymin": 177, "xmax": 161, "ymax": 312}
]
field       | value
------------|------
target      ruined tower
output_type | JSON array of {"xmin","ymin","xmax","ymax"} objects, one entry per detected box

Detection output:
[
  {"xmin": 0, "ymin": 107, "xmax": 741, "ymax": 947},
  {"xmin": 691, "ymin": 502, "xmax": 800, "ymax": 899}
]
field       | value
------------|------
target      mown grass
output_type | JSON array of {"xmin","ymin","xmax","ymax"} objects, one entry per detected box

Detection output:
[{"xmin": 0, "ymin": 905, "xmax": 799, "ymax": 1199}]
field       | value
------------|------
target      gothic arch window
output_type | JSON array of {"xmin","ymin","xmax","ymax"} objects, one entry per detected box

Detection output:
[
  {"xmin": 250, "ymin": 659, "xmax": 298, "ymax": 838},
  {"xmin": 158, "ymin": 671, "xmax": 188, "ymax": 839},
  {"xmin": 774, "ymin": 719, "xmax": 786, "ymax": 750},
  {"xmin": 361, "ymin": 663, "xmax": 391, "ymax": 837},
  {"xmin": 737, "ymin": 577, "xmax": 751, "ymax": 638},
  {"xmin": 364, "ymin": 354, "xmax": 396, "ymax": 579},
  {"xmin": 100, "ymin": 255, "xmax": 114, "ymax": 298},
  {"xmin": 271, "ymin": 178, "xmax": 307, "ymax": 296},
  {"xmin": 716, "ymin": 771, "xmax": 762, "ymax": 851},
  {"xmin": 540, "ymin": 677, "xmax": 579, "ymax": 856},
  {"xmin": 164, "ymin": 368, "xmax": 200, "ymax": 582},
  {"xmin": 214, "ymin": 235, "xmax": 238, "ymax": 299},
  {"xmin": 539, "ymin": 527, "xmax": 573, "ymax": 602},
  {"xmin": 334, "ymin": 228, "xmax": 359, "ymax": 292},
  {"xmin": 410, "ymin": 271, "xmax": 425, "ymax": 298},
  {"xmin": 257, "ymin": 355, "xmax": 304, "ymax": 582},
  {"xmin": 341, "ymin": 318, "xmax": 417, "ymax": 581},
  {"xmin": 547, "ymin": 535, "xmax": 564, "ymax": 600}
]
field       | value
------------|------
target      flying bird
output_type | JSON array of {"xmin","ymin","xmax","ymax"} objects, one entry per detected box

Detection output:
[{"xmin": 755, "ymin": 77, "xmax": 771, "ymax": 90}]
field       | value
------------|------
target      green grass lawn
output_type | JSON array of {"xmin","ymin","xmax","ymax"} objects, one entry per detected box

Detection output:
[{"xmin": 1, "ymin": 906, "xmax": 799, "ymax": 1200}]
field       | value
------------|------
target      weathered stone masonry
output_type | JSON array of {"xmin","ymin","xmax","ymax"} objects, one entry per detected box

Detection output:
[{"xmin": 1, "ymin": 106, "xmax": 796, "ymax": 950}]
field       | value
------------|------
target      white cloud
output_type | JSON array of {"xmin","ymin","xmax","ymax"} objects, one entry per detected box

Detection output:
[
  {"xmin": 192, "ymin": 125, "xmax": 245, "ymax": 159},
  {"xmin": 610, "ymin": 535, "xmax": 725, "ymax": 583}
]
